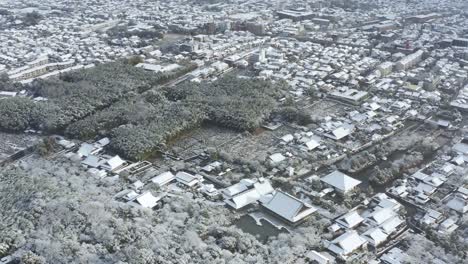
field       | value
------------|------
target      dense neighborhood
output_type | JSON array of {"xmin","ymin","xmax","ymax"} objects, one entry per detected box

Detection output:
[{"xmin": 1, "ymin": 0, "xmax": 468, "ymax": 263}]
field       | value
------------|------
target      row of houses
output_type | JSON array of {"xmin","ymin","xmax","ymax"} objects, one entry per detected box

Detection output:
[
  {"xmin": 68, "ymin": 138, "xmax": 317, "ymax": 224},
  {"xmin": 222, "ymin": 177, "xmax": 317, "ymax": 225},
  {"xmin": 325, "ymin": 193, "xmax": 406, "ymax": 260},
  {"xmin": 119, "ymin": 170, "xmax": 206, "ymax": 209}
]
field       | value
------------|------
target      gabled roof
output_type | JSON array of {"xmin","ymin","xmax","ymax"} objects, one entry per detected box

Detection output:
[
  {"xmin": 439, "ymin": 218, "xmax": 457, "ymax": 231},
  {"xmin": 414, "ymin": 182, "xmax": 437, "ymax": 195},
  {"xmin": 336, "ymin": 210, "xmax": 364, "ymax": 228},
  {"xmin": 269, "ymin": 153, "xmax": 286, "ymax": 163},
  {"xmin": 328, "ymin": 230, "xmax": 367, "ymax": 256},
  {"xmin": 446, "ymin": 197, "xmax": 468, "ymax": 213},
  {"xmin": 175, "ymin": 171, "xmax": 199, "ymax": 187},
  {"xmin": 321, "ymin": 171, "xmax": 361, "ymax": 192},
  {"xmin": 96, "ymin": 137, "xmax": 110, "ymax": 147},
  {"xmin": 151, "ymin": 171, "xmax": 175, "ymax": 187},
  {"xmin": 425, "ymin": 209, "xmax": 442, "ymax": 220},
  {"xmin": 82, "ymin": 155, "xmax": 103, "ymax": 168},
  {"xmin": 368, "ymin": 208, "xmax": 395, "ymax": 225},
  {"xmin": 458, "ymin": 187, "xmax": 468, "ymax": 196},
  {"xmin": 201, "ymin": 161, "xmax": 222, "ymax": 172},
  {"xmin": 453, "ymin": 142, "xmax": 468, "ymax": 154},
  {"xmin": 424, "ymin": 175, "xmax": 445, "ymax": 187},
  {"xmin": 223, "ymin": 179, "xmax": 255, "ymax": 198},
  {"xmin": 306, "ymin": 250, "xmax": 335, "ymax": 264},
  {"xmin": 227, "ymin": 189, "xmax": 262, "ymax": 209},
  {"xmin": 451, "ymin": 155, "xmax": 465, "ymax": 166},
  {"xmin": 224, "ymin": 179, "xmax": 274, "ymax": 209},
  {"xmin": 132, "ymin": 180, "xmax": 144, "ymax": 189},
  {"xmin": 262, "ymin": 191, "xmax": 316, "ymax": 223},
  {"xmin": 440, "ymin": 162, "xmax": 455, "ymax": 175},
  {"xmin": 125, "ymin": 190, "xmax": 139, "ymax": 200},
  {"xmin": 254, "ymin": 180, "xmax": 274, "ymax": 196},
  {"xmin": 363, "ymin": 228, "xmax": 388, "ymax": 246},
  {"xmin": 331, "ymin": 126, "xmax": 351, "ymax": 140},
  {"xmin": 369, "ymin": 102, "xmax": 381, "ymax": 110},
  {"xmin": 304, "ymin": 139, "xmax": 320, "ymax": 150},
  {"xmin": 77, "ymin": 143, "xmax": 95, "ymax": 157},
  {"xmin": 87, "ymin": 168, "xmax": 107, "ymax": 178},
  {"xmin": 104, "ymin": 155, "xmax": 125, "ymax": 170},
  {"xmin": 281, "ymin": 134, "xmax": 294, "ymax": 143},
  {"xmin": 135, "ymin": 192, "xmax": 161, "ymax": 209},
  {"xmin": 377, "ymin": 198, "xmax": 402, "ymax": 211},
  {"xmin": 380, "ymin": 216, "xmax": 404, "ymax": 234},
  {"xmin": 380, "ymin": 247, "xmax": 405, "ymax": 264},
  {"xmin": 411, "ymin": 171, "xmax": 429, "ymax": 181}
]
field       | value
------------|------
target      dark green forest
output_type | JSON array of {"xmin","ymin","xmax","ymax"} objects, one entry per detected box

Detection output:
[{"xmin": 0, "ymin": 61, "xmax": 286, "ymax": 160}]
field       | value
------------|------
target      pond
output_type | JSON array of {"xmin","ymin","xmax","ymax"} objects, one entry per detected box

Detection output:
[
  {"xmin": 350, "ymin": 126, "xmax": 453, "ymax": 195},
  {"xmin": 235, "ymin": 214, "xmax": 288, "ymax": 242},
  {"xmin": 350, "ymin": 149, "xmax": 408, "ymax": 194}
]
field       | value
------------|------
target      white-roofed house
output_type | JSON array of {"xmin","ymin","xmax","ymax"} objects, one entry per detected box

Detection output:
[
  {"xmin": 57, "ymin": 139, "xmax": 75, "ymax": 149},
  {"xmin": 0, "ymin": 91, "xmax": 17, "ymax": 97},
  {"xmin": 82, "ymin": 155, "xmax": 104, "ymax": 168},
  {"xmin": 326, "ymin": 230, "xmax": 368, "ymax": 260},
  {"xmin": 438, "ymin": 218, "xmax": 459, "ymax": 235},
  {"xmin": 261, "ymin": 191, "xmax": 317, "ymax": 224},
  {"xmin": 366, "ymin": 208, "xmax": 395, "ymax": 226},
  {"xmin": 452, "ymin": 142, "xmax": 468, "ymax": 155},
  {"xmin": 151, "ymin": 171, "xmax": 175, "ymax": 187},
  {"xmin": 421, "ymin": 209, "xmax": 443, "ymax": 226},
  {"xmin": 362, "ymin": 228, "xmax": 388, "ymax": 247},
  {"xmin": 175, "ymin": 171, "xmax": 202, "ymax": 187},
  {"xmin": 373, "ymin": 194, "xmax": 402, "ymax": 211},
  {"xmin": 411, "ymin": 171, "xmax": 430, "ymax": 181},
  {"xmin": 101, "ymin": 155, "xmax": 125, "ymax": 171},
  {"xmin": 281, "ymin": 134, "xmax": 294, "ymax": 143},
  {"xmin": 199, "ymin": 184, "xmax": 219, "ymax": 197},
  {"xmin": 328, "ymin": 223, "xmax": 343, "ymax": 233},
  {"xmin": 133, "ymin": 192, "xmax": 162, "ymax": 209},
  {"xmin": 201, "ymin": 161, "xmax": 222, "ymax": 173},
  {"xmin": 226, "ymin": 188, "xmax": 262, "ymax": 209},
  {"xmin": 389, "ymin": 185, "xmax": 408, "ymax": 198},
  {"xmin": 132, "ymin": 180, "xmax": 145, "ymax": 190},
  {"xmin": 380, "ymin": 247, "xmax": 407, "ymax": 264},
  {"xmin": 123, "ymin": 190, "xmax": 139, "ymax": 201},
  {"xmin": 413, "ymin": 182, "xmax": 437, "ymax": 196},
  {"xmin": 458, "ymin": 187, "xmax": 468, "ymax": 198},
  {"xmin": 87, "ymin": 168, "xmax": 107, "ymax": 179},
  {"xmin": 453, "ymin": 142, "xmax": 468, "ymax": 155},
  {"xmin": 222, "ymin": 179, "xmax": 256, "ymax": 199},
  {"xmin": 446, "ymin": 196, "xmax": 468, "ymax": 213},
  {"xmin": 325, "ymin": 125, "xmax": 354, "ymax": 141},
  {"xmin": 423, "ymin": 173, "xmax": 446, "ymax": 188},
  {"xmin": 223, "ymin": 178, "xmax": 274, "ymax": 209},
  {"xmin": 379, "ymin": 216, "xmax": 405, "ymax": 235},
  {"xmin": 451, "ymin": 155, "xmax": 465, "ymax": 166},
  {"xmin": 77, "ymin": 143, "xmax": 98, "ymax": 157},
  {"xmin": 269, "ymin": 153, "xmax": 286, "ymax": 164},
  {"xmin": 95, "ymin": 137, "xmax": 110, "ymax": 147},
  {"xmin": 335, "ymin": 210, "xmax": 365, "ymax": 229},
  {"xmin": 321, "ymin": 171, "xmax": 362, "ymax": 194},
  {"xmin": 302, "ymin": 139, "xmax": 320, "ymax": 151},
  {"xmin": 306, "ymin": 250, "xmax": 335, "ymax": 264}
]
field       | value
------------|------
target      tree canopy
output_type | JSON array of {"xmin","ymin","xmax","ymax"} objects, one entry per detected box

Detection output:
[
  {"xmin": 0, "ymin": 157, "xmax": 322, "ymax": 263},
  {"xmin": 0, "ymin": 61, "xmax": 192, "ymax": 133}
]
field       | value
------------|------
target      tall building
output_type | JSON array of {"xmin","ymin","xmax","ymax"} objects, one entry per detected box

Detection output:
[
  {"xmin": 276, "ymin": 0, "xmax": 287, "ymax": 11},
  {"xmin": 246, "ymin": 22, "xmax": 266, "ymax": 36},
  {"xmin": 395, "ymin": 50, "xmax": 424, "ymax": 71},
  {"xmin": 277, "ymin": 9, "xmax": 315, "ymax": 21},
  {"xmin": 453, "ymin": 38, "xmax": 468, "ymax": 48}
]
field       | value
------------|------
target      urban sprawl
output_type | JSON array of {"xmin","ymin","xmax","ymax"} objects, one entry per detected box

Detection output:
[{"xmin": 0, "ymin": 0, "xmax": 468, "ymax": 263}]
